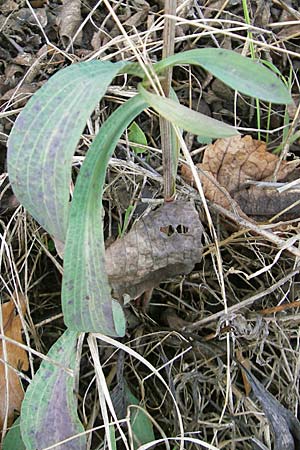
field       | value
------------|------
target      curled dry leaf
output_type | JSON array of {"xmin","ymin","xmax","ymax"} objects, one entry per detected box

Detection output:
[
  {"xmin": 57, "ymin": 0, "xmax": 82, "ymax": 47},
  {"xmin": 182, "ymin": 135, "xmax": 300, "ymax": 219},
  {"xmin": 182, "ymin": 165, "xmax": 246, "ymax": 217},
  {"xmin": 123, "ymin": 2, "xmax": 150, "ymax": 29},
  {"xmin": 241, "ymin": 364, "xmax": 300, "ymax": 450},
  {"xmin": 105, "ymin": 200, "xmax": 204, "ymax": 301},
  {"xmin": 234, "ymin": 184, "xmax": 300, "ymax": 219},
  {"xmin": 201, "ymin": 135, "xmax": 297, "ymax": 190},
  {"xmin": 0, "ymin": 82, "xmax": 44, "ymax": 108},
  {"xmin": 0, "ymin": 294, "xmax": 28, "ymax": 431},
  {"xmin": 52, "ymin": 201, "xmax": 204, "ymax": 306}
]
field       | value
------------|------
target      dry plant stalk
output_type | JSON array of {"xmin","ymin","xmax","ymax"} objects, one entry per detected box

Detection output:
[{"xmin": 160, "ymin": 0, "xmax": 177, "ymax": 201}]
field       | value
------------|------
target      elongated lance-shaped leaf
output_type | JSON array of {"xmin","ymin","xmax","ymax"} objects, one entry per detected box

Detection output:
[
  {"xmin": 7, "ymin": 60, "xmax": 127, "ymax": 242},
  {"xmin": 62, "ymin": 94, "xmax": 147, "ymax": 334},
  {"xmin": 138, "ymin": 84, "xmax": 238, "ymax": 138},
  {"xmin": 153, "ymin": 49, "xmax": 292, "ymax": 105},
  {"xmin": 21, "ymin": 330, "xmax": 85, "ymax": 450}
]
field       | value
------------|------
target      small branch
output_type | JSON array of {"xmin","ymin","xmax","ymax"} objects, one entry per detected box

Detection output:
[{"xmin": 184, "ymin": 269, "xmax": 299, "ymax": 330}]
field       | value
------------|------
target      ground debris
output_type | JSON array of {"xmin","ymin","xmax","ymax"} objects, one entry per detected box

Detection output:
[
  {"xmin": 241, "ymin": 364, "xmax": 300, "ymax": 450},
  {"xmin": 182, "ymin": 135, "xmax": 300, "ymax": 220},
  {"xmin": 57, "ymin": 0, "xmax": 82, "ymax": 47},
  {"xmin": 0, "ymin": 294, "xmax": 28, "ymax": 433},
  {"xmin": 105, "ymin": 200, "xmax": 204, "ymax": 301}
]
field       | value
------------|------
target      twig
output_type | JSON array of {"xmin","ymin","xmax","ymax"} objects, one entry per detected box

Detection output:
[
  {"xmin": 211, "ymin": 202, "xmax": 300, "ymax": 258},
  {"xmin": 184, "ymin": 269, "xmax": 299, "ymax": 330}
]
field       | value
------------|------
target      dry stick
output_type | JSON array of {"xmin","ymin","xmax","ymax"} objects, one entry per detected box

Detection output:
[
  {"xmin": 160, "ymin": 0, "xmax": 176, "ymax": 201},
  {"xmin": 211, "ymin": 203, "xmax": 300, "ymax": 258},
  {"xmin": 185, "ymin": 269, "xmax": 299, "ymax": 330}
]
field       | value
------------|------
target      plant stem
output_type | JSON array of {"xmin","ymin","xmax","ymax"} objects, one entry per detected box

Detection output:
[
  {"xmin": 242, "ymin": 0, "xmax": 261, "ymax": 140},
  {"xmin": 160, "ymin": 0, "xmax": 176, "ymax": 201}
]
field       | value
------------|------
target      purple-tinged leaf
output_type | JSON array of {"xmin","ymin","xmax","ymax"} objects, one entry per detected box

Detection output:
[
  {"xmin": 8, "ymin": 60, "xmax": 127, "ymax": 242},
  {"xmin": 21, "ymin": 330, "xmax": 85, "ymax": 450}
]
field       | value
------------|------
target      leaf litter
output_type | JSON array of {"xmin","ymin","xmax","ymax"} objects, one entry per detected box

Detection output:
[
  {"xmin": 1, "ymin": 0, "xmax": 300, "ymax": 448},
  {"xmin": 241, "ymin": 363, "xmax": 300, "ymax": 450},
  {"xmin": 106, "ymin": 200, "xmax": 203, "ymax": 304},
  {"xmin": 0, "ymin": 294, "xmax": 28, "ymax": 432},
  {"xmin": 182, "ymin": 135, "xmax": 300, "ymax": 220}
]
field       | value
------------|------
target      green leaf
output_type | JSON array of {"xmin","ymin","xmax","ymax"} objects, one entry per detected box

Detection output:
[
  {"xmin": 125, "ymin": 385, "xmax": 155, "ymax": 450},
  {"xmin": 128, "ymin": 121, "xmax": 148, "ymax": 154},
  {"xmin": 197, "ymin": 136, "xmax": 213, "ymax": 145},
  {"xmin": 2, "ymin": 417, "xmax": 25, "ymax": 450},
  {"xmin": 138, "ymin": 84, "xmax": 238, "ymax": 138},
  {"xmin": 258, "ymin": 58, "xmax": 287, "ymax": 81},
  {"xmin": 20, "ymin": 330, "xmax": 86, "ymax": 450},
  {"xmin": 119, "ymin": 205, "xmax": 134, "ymax": 238},
  {"xmin": 7, "ymin": 60, "xmax": 127, "ymax": 242},
  {"xmin": 62, "ymin": 94, "xmax": 147, "ymax": 334},
  {"xmin": 154, "ymin": 49, "xmax": 292, "ymax": 104}
]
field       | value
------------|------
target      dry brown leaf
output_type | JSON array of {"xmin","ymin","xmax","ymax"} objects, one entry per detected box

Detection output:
[
  {"xmin": 201, "ymin": 135, "xmax": 298, "ymax": 192},
  {"xmin": 0, "ymin": 294, "xmax": 29, "ymax": 431},
  {"xmin": 123, "ymin": 5, "xmax": 149, "ymax": 28},
  {"xmin": 181, "ymin": 164, "xmax": 246, "ymax": 217},
  {"xmin": 0, "ymin": 82, "xmax": 44, "ymax": 107},
  {"xmin": 182, "ymin": 135, "xmax": 300, "ymax": 219},
  {"xmin": 57, "ymin": 0, "xmax": 82, "ymax": 47},
  {"xmin": 105, "ymin": 200, "xmax": 203, "ymax": 301},
  {"xmin": 1, "ymin": 0, "xmax": 19, "ymax": 14},
  {"xmin": 278, "ymin": 23, "xmax": 300, "ymax": 40},
  {"xmin": 241, "ymin": 364, "xmax": 300, "ymax": 450},
  {"xmin": 51, "ymin": 202, "xmax": 204, "ymax": 302},
  {"xmin": 233, "ymin": 184, "xmax": 300, "ymax": 220},
  {"xmin": 161, "ymin": 308, "xmax": 191, "ymax": 330}
]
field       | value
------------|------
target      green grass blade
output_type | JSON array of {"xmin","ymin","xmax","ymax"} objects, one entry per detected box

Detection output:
[
  {"xmin": 62, "ymin": 95, "xmax": 147, "ymax": 334},
  {"xmin": 139, "ymin": 84, "xmax": 238, "ymax": 138},
  {"xmin": 154, "ymin": 48, "xmax": 292, "ymax": 104},
  {"xmin": 7, "ymin": 60, "xmax": 127, "ymax": 242},
  {"xmin": 20, "ymin": 330, "xmax": 86, "ymax": 450}
]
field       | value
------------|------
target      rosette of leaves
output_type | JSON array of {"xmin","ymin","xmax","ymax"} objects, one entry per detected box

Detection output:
[{"xmin": 7, "ymin": 49, "xmax": 292, "ymax": 449}]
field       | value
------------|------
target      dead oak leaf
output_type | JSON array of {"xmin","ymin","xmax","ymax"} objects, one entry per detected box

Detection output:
[
  {"xmin": 202, "ymin": 135, "xmax": 298, "ymax": 193},
  {"xmin": 181, "ymin": 164, "xmax": 246, "ymax": 216},
  {"xmin": 182, "ymin": 135, "xmax": 300, "ymax": 216},
  {"xmin": 0, "ymin": 294, "xmax": 29, "ymax": 431}
]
